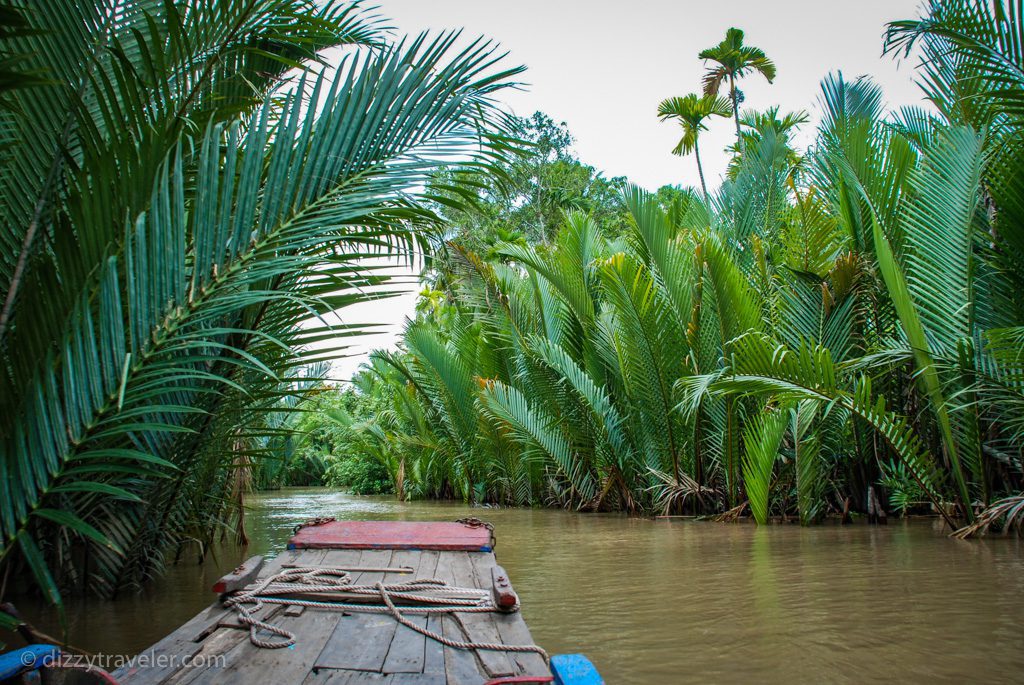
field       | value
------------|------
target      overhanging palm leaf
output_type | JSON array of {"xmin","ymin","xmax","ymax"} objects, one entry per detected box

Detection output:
[
  {"xmin": 1, "ymin": 16, "xmax": 522, "ymax": 603},
  {"xmin": 886, "ymin": 0, "xmax": 1024, "ymax": 123},
  {"xmin": 0, "ymin": 0, "xmax": 382, "ymax": 343}
]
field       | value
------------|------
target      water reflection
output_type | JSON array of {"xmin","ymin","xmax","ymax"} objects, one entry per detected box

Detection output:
[{"xmin": 10, "ymin": 488, "xmax": 1024, "ymax": 684}]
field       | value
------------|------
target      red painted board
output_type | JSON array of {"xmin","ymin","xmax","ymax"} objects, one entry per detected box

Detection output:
[{"xmin": 287, "ymin": 520, "xmax": 493, "ymax": 552}]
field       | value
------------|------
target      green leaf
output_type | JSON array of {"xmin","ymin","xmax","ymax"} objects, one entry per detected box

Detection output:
[
  {"xmin": 742, "ymin": 405, "xmax": 789, "ymax": 525},
  {"xmin": 870, "ymin": 200, "xmax": 972, "ymax": 517},
  {"xmin": 32, "ymin": 509, "xmax": 124, "ymax": 554},
  {"xmin": 16, "ymin": 532, "xmax": 64, "ymax": 626},
  {"xmin": 48, "ymin": 482, "xmax": 143, "ymax": 502}
]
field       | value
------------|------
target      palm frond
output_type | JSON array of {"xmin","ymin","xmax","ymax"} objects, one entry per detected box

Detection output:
[
  {"xmin": 742, "ymin": 404, "xmax": 789, "ymax": 524},
  {"xmin": 1, "ymin": 12, "xmax": 522, "ymax": 600}
]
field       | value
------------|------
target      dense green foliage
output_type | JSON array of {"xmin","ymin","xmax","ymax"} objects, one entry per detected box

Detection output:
[
  {"xmin": 2, "ymin": 0, "xmax": 1024, "ymax": 627},
  {"xmin": 287, "ymin": 386, "xmax": 396, "ymax": 495},
  {"xmin": 428, "ymin": 112, "xmax": 632, "ymax": 259},
  {"xmin": 343, "ymin": 2, "xmax": 1024, "ymax": 533},
  {"xmin": 325, "ymin": 453, "xmax": 394, "ymax": 496},
  {"xmin": 0, "ymin": 0, "xmax": 520, "ymax": 608}
]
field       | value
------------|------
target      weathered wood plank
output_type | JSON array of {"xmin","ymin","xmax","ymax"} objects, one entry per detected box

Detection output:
[
  {"xmin": 415, "ymin": 549, "xmax": 448, "ymax": 677},
  {"xmin": 411, "ymin": 540, "xmax": 440, "ymax": 675},
  {"xmin": 114, "ymin": 603, "xmax": 234, "ymax": 683},
  {"xmin": 303, "ymin": 669, "xmax": 386, "ymax": 684},
  {"xmin": 422, "ymin": 615, "xmax": 445, "ymax": 678},
  {"xmin": 304, "ymin": 668, "xmax": 446, "ymax": 684},
  {"xmin": 304, "ymin": 669, "xmax": 445, "ymax": 684},
  {"xmin": 380, "ymin": 550, "xmax": 434, "ymax": 675},
  {"xmin": 384, "ymin": 549, "xmax": 421, "ymax": 583},
  {"xmin": 212, "ymin": 555, "xmax": 264, "ymax": 594},
  {"xmin": 314, "ymin": 612, "xmax": 399, "ymax": 672},
  {"xmin": 440, "ymin": 615, "xmax": 485, "ymax": 685},
  {"xmin": 384, "ymin": 674, "xmax": 447, "ymax": 684},
  {"xmin": 187, "ymin": 608, "xmax": 338, "ymax": 685},
  {"xmin": 304, "ymin": 548, "xmax": 363, "ymax": 572},
  {"xmin": 382, "ymin": 614, "xmax": 428, "ymax": 675},
  {"xmin": 470, "ymin": 554, "xmax": 549, "ymax": 678},
  {"xmin": 263, "ymin": 549, "xmax": 309, "ymax": 575},
  {"xmin": 209, "ymin": 600, "xmax": 286, "ymax": 632},
  {"xmin": 447, "ymin": 553, "xmax": 514, "ymax": 678},
  {"xmin": 430, "ymin": 551, "xmax": 489, "ymax": 683},
  {"xmin": 163, "ymin": 628, "xmax": 248, "ymax": 685},
  {"xmin": 352, "ymin": 549, "xmax": 394, "ymax": 585},
  {"xmin": 416, "ymin": 550, "xmax": 441, "ymax": 582}
]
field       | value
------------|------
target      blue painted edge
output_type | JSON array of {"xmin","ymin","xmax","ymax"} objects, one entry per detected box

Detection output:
[
  {"xmin": 550, "ymin": 654, "xmax": 603, "ymax": 685},
  {"xmin": 0, "ymin": 644, "xmax": 61, "ymax": 680}
]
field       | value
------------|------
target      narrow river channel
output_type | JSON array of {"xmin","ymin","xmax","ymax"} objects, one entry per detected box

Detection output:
[{"xmin": 15, "ymin": 488, "xmax": 1024, "ymax": 683}]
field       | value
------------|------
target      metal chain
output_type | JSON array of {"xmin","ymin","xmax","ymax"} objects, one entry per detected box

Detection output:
[
  {"xmin": 455, "ymin": 516, "xmax": 496, "ymax": 548},
  {"xmin": 455, "ymin": 516, "xmax": 494, "ymax": 531},
  {"xmin": 292, "ymin": 516, "xmax": 336, "ymax": 534}
]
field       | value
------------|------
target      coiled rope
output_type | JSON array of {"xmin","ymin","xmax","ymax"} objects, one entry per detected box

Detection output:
[{"xmin": 222, "ymin": 566, "xmax": 548, "ymax": 661}]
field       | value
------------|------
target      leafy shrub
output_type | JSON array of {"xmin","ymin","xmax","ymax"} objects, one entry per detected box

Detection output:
[
  {"xmin": 880, "ymin": 460, "xmax": 929, "ymax": 516},
  {"xmin": 325, "ymin": 453, "xmax": 394, "ymax": 495}
]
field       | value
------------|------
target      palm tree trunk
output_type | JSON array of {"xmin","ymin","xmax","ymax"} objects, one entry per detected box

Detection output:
[
  {"xmin": 396, "ymin": 457, "xmax": 406, "ymax": 500},
  {"xmin": 730, "ymin": 74, "xmax": 742, "ymax": 151},
  {"xmin": 694, "ymin": 138, "xmax": 708, "ymax": 201},
  {"xmin": 725, "ymin": 396, "xmax": 738, "ymax": 508}
]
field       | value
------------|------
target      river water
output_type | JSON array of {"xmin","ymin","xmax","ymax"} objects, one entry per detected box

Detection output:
[{"xmin": 15, "ymin": 488, "xmax": 1024, "ymax": 683}]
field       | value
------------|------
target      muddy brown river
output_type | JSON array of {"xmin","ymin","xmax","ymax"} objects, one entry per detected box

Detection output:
[{"xmin": 13, "ymin": 488, "xmax": 1024, "ymax": 683}]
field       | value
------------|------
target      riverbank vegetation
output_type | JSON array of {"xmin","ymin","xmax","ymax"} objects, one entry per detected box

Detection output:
[
  {"xmin": 334, "ymin": 1, "xmax": 1024, "ymax": 533},
  {"xmin": 1, "ymin": 0, "xmax": 1023, "ymax": 620}
]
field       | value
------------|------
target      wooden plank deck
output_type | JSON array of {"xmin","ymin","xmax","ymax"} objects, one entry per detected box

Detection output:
[{"xmin": 114, "ymin": 546, "xmax": 550, "ymax": 685}]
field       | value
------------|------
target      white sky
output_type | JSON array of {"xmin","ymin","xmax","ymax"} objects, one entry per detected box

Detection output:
[{"xmin": 327, "ymin": 0, "xmax": 928, "ymax": 380}]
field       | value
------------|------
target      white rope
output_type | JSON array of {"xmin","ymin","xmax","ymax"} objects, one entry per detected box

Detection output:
[
  {"xmin": 222, "ymin": 566, "xmax": 548, "ymax": 661},
  {"xmin": 374, "ymin": 581, "xmax": 548, "ymax": 660}
]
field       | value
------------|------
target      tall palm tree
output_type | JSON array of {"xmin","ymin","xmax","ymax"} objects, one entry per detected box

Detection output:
[
  {"xmin": 658, "ymin": 94, "xmax": 732, "ymax": 198},
  {"xmin": 699, "ymin": 28, "xmax": 777, "ymax": 149}
]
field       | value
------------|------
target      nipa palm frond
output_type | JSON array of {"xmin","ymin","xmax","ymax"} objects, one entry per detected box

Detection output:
[{"xmin": 1, "ymin": 16, "xmax": 522, "ymax": 602}]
